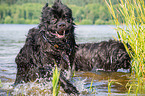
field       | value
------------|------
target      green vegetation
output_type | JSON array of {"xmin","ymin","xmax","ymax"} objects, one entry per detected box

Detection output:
[
  {"xmin": 108, "ymin": 79, "xmax": 123, "ymax": 95},
  {"xmin": 52, "ymin": 64, "xmax": 60, "ymax": 96},
  {"xmin": 0, "ymin": 3, "xmax": 43, "ymax": 24},
  {"xmin": 0, "ymin": 79, "xmax": 2, "ymax": 87},
  {"xmin": 0, "ymin": 0, "xmax": 122, "ymax": 25},
  {"xmin": 106, "ymin": 0, "xmax": 145, "ymax": 94}
]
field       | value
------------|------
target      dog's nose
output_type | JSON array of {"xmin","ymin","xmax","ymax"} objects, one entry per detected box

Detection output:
[{"xmin": 58, "ymin": 22, "xmax": 66, "ymax": 28}]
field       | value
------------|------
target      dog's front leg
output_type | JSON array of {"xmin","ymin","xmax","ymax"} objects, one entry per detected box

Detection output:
[{"xmin": 59, "ymin": 71, "xmax": 79, "ymax": 95}]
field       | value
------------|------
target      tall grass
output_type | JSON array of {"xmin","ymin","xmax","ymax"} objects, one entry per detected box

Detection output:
[
  {"xmin": 0, "ymin": 79, "xmax": 2, "ymax": 87},
  {"xmin": 52, "ymin": 64, "xmax": 60, "ymax": 96},
  {"xmin": 108, "ymin": 79, "xmax": 123, "ymax": 95},
  {"xmin": 106, "ymin": 0, "xmax": 145, "ymax": 94}
]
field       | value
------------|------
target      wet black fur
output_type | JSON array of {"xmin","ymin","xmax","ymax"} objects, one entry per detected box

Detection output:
[
  {"xmin": 75, "ymin": 40, "xmax": 131, "ymax": 72},
  {"xmin": 14, "ymin": 0, "xmax": 79, "ymax": 94}
]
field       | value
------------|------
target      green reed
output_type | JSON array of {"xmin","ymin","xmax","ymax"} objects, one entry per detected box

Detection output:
[
  {"xmin": 52, "ymin": 63, "xmax": 60, "ymax": 96},
  {"xmin": 89, "ymin": 75, "xmax": 94, "ymax": 92},
  {"xmin": 106, "ymin": 0, "xmax": 145, "ymax": 94},
  {"xmin": 108, "ymin": 79, "xmax": 123, "ymax": 95},
  {"xmin": 0, "ymin": 79, "xmax": 2, "ymax": 87}
]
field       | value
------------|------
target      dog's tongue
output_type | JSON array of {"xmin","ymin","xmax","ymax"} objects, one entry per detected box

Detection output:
[
  {"xmin": 56, "ymin": 34, "xmax": 65, "ymax": 38},
  {"xmin": 56, "ymin": 30, "xmax": 65, "ymax": 38},
  {"xmin": 58, "ymin": 30, "xmax": 63, "ymax": 35}
]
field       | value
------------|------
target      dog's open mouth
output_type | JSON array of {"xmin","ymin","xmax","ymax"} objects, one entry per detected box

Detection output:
[
  {"xmin": 56, "ymin": 30, "xmax": 65, "ymax": 38},
  {"xmin": 50, "ymin": 30, "xmax": 68, "ymax": 38}
]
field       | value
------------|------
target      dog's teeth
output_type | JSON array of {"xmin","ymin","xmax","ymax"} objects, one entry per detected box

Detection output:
[{"xmin": 63, "ymin": 30, "xmax": 65, "ymax": 35}]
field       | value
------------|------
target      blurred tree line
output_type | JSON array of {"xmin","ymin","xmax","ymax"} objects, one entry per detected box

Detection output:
[{"xmin": 0, "ymin": 0, "xmax": 122, "ymax": 24}]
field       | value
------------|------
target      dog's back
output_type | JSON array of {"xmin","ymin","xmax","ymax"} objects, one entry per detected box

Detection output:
[{"xmin": 75, "ymin": 40, "xmax": 131, "ymax": 71}]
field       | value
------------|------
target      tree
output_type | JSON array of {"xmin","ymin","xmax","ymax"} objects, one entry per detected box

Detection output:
[{"xmin": 4, "ymin": 16, "xmax": 12, "ymax": 23}]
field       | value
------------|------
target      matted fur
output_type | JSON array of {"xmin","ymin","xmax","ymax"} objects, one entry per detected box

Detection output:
[
  {"xmin": 14, "ymin": 0, "xmax": 79, "ymax": 94},
  {"xmin": 75, "ymin": 40, "xmax": 131, "ymax": 72}
]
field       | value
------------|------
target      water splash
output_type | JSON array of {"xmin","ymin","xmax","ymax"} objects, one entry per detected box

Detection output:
[
  {"xmin": 73, "ymin": 78, "xmax": 87, "ymax": 92},
  {"xmin": 12, "ymin": 78, "xmax": 52, "ymax": 95},
  {"xmin": 0, "ymin": 77, "xmax": 88, "ymax": 96}
]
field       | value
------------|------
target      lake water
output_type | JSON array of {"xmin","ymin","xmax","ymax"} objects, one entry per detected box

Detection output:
[{"xmin": 0, "ymin": 24, "xmax": 131, "ymax": 96}]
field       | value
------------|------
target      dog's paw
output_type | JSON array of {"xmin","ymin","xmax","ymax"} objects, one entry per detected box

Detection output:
[{"xmin": 59, "ymin": 74, "xmax": 79, "ymax": 95}]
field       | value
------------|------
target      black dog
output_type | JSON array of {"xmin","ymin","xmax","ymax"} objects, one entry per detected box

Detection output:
[
  {"xmin": 75, "ymin": 40, "xmax": 131, "ymax": 72},
  {"xmin": 14, "ymin": 0, "xmax": 79, "ymax": 94}
]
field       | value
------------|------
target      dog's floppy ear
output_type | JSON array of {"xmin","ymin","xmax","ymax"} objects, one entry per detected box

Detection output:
[
  {"xmin": 45, "ymin": 3, "xmax": 48, "ymax": 7},
  {"xmin": 43, "ymin": 3, "xmax": 49, "ymax": 9}
]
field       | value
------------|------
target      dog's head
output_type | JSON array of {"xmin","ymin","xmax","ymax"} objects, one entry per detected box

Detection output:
[
  {"xmin": 39, "ymin": 0, "xmax": 77, "ymax": 67},
  {"xmin": 39, "ymin": 0, "xmax": 75, "ymax": 39}
]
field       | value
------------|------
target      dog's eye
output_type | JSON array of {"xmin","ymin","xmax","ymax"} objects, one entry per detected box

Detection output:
[
  {"xmin": 51, "ymin": 18, "xmax": 57, "ymax": 23},
  {"xmin": 64, "ymin": 17, "xmax": 72, "ymax": 23}
]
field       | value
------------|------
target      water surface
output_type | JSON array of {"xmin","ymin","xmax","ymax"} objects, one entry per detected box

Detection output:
[{"xmin": 0, "ymin": 24, "xmax": 130, "ymax": 96}]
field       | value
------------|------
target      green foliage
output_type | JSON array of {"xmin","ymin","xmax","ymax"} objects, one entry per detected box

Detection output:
[
  {"xmin": 4, "ymin": 16, "xmax": 12, "ymax": 23},
  {"xmin": 0, "ymin": 3, "xmax": 42, "ymax": 24},
  {"xmin": 95, "ymin": 19, "xmax": 105, "ymax": 25},
  {"xmin": 0, "ymin": 0, "xmax": 122, "ymax": 25},
  {"xmin": 18, "ymin": 18, "xmax": 25, "ymax": 24},
  {"xmin": 25, "ymin": 19, "xmax": 32, "ymax": 24},
  {"xmin": 79, "ymin": 19, "xmax": 92, "ymax": 25},
  {"xmin": 0, "ymin": 0, "xmax": 119, "ymax": 6},
  {"xmin": 0, "ymin": 0, "xmax": 141, "ymax": 25},
  {"xmin": 31, "ymin": 19, "xmax": 39, "ymax": 24},
  {"xmin": 106, "ymin": 0, "xmax": 145, "ymax": 94}
]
